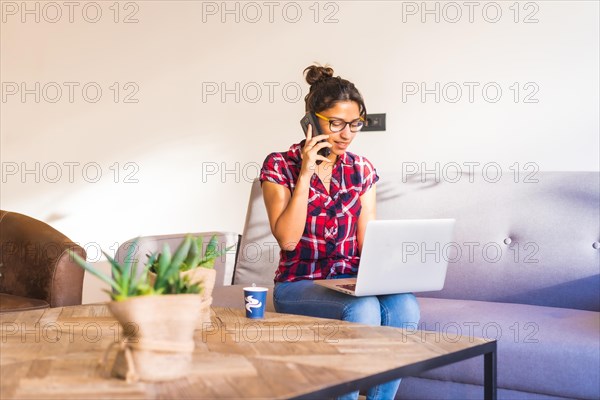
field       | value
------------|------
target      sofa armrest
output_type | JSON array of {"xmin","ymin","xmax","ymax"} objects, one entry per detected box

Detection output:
[
  {"xmin": 115, "ymin": 231, "xmax": 240, "ymax": 286},
  {"xmin": 0, "ymin": 210, "xmax": 86, "ymax": 308}
]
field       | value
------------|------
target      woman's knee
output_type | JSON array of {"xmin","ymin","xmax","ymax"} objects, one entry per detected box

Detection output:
[
  {"xmin": 341, "ymin": 296, "xmax": 381, "ymax": 326},
  {"xmin": 379, "ymin": 293, "xmax": 421, "ymax": 328}
]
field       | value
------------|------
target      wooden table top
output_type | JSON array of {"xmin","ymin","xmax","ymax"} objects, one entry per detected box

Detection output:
[{"xmin": 1, "ymin": 303, "xmax": 493, "ymax": 399}]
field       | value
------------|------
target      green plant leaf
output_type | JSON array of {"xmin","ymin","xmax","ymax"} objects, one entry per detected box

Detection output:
[
  {"xmin": 69, "ymin": 250, "xmax": 120, "ymax": 293},
  {"xmin": 111, "ymin": 260, "xmax": 122, "ymax": 283},
  {"xmin": 146, "ymin": 251, "xmax": 159, "ymax": 273},
  {"xmin": 139, "ymin": 252, "xmax": 156, "ymax": 284},
  {"xmin": 100, "ymin": 288, "xmax": 117, "ymax": 301},
  {"xmin": 108, "ymin": 252, "xmax": 129, "ymax": 296},
  {"xmin": 205, "ymin": 235, "xmax": 218, "ymax": 256},
  {"xmin": 120, "ymin": 241, "xmax": 140, "ymax": 296},
  {"xmin": 198, "ymin": 243, "xmax": 236, "ymax": 269},
  {"xmin": 183, "ymin": 239, "xmax": 201, "ymax": 271},
  {"xmin": 101, "ymin": 251, "xmax": 126, "ymax": 293},
  {"xmin": 155, "ymin": 243, "xmax": 171, "ymax": 290},
  {"xmin": 138, "ymin": 234, "xmax": 216, "ymax": 295},
  {"xmin": 196, "ymin": 237, "xmax": 203, "ymax": 256},
  {"xmin": 171, "ymin": 235, "xmax": 192, "ymax": 270}
]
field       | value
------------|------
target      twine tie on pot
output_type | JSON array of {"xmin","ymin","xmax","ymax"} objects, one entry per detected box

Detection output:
[{"xmin": 100, "ymin": 338, "xmax": 195, "ymax": 383}]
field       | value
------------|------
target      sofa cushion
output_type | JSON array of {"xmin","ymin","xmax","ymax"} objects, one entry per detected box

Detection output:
[
  {"xmin": 0, "ymin": 293, "xmax": 49, "ymax": 313},
  {"xmin": 409, "ymin": 297, "xmax": 600, "ymax": 399},
  {"xmin": 398, "ymin": 376, "xmax": 576, "ymax": 400}
]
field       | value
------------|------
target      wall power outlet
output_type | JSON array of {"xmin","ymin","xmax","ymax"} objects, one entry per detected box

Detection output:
[{"xmin": 362, "ymin": 113, "xmax": 386, "ymax": 131}]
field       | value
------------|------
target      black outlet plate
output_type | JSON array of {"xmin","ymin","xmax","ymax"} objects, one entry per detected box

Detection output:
[{"xmin": 362, "ymin": 113, "xmax": 386, "ymax": 131}]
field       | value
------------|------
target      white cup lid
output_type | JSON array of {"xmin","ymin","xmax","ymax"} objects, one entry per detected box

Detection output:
[{"xmin": 243, "ymin": 287, "xmax": 268, "ymax": 292}]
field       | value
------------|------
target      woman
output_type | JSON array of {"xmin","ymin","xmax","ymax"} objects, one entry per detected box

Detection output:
[{"xmin": 259, "ymin": 65, "xmax": 420, "ymax": 400}]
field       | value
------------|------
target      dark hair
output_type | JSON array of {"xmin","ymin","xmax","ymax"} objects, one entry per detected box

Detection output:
[{"xmin": 303, "ymin": 64, "xmax": 367, "ymax": 118}]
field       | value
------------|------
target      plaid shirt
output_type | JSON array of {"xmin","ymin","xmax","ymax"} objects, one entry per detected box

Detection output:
[{"xmin": 259, "ymin": 140, "xmax": 380, "ymax": 283}]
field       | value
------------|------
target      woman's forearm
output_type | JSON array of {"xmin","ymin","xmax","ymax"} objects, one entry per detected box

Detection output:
[{"xmin": 272, "ymin": 174, "xmax": 312, "ymax": 251}]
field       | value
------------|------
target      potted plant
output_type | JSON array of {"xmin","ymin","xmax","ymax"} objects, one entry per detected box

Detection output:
[
  {"xmin": 69, "ymin": 238, "xmax": 205, "ymax": 382},
  {"xmin": 147, "ymin": 234, "xmax": 234, "ymax": 327}
]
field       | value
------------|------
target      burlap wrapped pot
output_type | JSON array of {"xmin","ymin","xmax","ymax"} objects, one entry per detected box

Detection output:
[
  {"xmin": 148, "ymin": 267, "xmax": 216, "ymax": 328},
  {"xmin": 107, "ymin": 294, "xmax": 202, "ymax": 382}
]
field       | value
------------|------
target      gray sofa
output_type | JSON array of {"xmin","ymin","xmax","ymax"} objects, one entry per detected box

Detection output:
[{"xmin": 118, "ymin": 171, "xmax": 599, "ymax": 399}]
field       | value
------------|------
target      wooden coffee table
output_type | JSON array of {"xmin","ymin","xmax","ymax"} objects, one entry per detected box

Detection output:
[{"xmin": 0, "ymin": 304, "xmax": 496, "ymax": 399}]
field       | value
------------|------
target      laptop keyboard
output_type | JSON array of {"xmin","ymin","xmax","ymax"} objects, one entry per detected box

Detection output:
[{"xmin": 337, "ymin": 283, "xmax": 356, "ymax": 291}]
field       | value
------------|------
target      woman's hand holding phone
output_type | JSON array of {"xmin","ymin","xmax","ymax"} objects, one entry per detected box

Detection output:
[{"xmin": 300, "ymin": 124, "xmax": 333, "ymax": 178}]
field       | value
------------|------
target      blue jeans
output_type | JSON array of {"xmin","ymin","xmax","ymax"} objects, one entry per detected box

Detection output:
[{"xmin": 273, "ymin": 276, "xmax": 421, "ymax": 400}]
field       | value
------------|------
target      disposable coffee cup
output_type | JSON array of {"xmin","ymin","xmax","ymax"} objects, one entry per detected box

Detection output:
[{"xmin": 243, "ymin": 287, "xmax": 268, "ymax": 319}]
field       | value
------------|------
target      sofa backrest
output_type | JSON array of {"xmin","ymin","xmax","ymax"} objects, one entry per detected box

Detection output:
[
  {"xmin": 115, "ymin": 232, "xmax": 239, "ymax": 287},
  {"xmin": 377, "ymin": 171, "xmax": 599, "ymax": 312},
  {"xmin": 233, "ymin": 180, "xmax": 279, "ymax": 286},
  {"xmin": 234, "ymin": 172, "xmax": 599, "ymax": 311}
]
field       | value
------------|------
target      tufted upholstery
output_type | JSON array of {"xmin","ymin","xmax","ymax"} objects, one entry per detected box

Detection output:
[
  {"xmin": 376, "ymin": 171, "xmax": 599, "ymax": 311},
  {"xmin": 215, "ymin": 171, "xmax": 600, "ymax": 399},
  {"xmin": 233, "ymin": 172, "xmax": 599, "ymax": 308}
]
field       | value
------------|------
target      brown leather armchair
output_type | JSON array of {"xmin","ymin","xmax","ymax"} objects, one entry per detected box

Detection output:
[{"xmin": 0, "ymin": 210, "xmax": 86, "ymax": 313}]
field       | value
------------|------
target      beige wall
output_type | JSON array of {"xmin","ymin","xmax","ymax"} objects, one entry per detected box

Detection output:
[{"xmin": 1, "ymin": 1, "xmax": 598, "ymax": 303}]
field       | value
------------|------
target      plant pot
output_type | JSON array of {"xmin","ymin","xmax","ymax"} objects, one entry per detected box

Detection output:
[
  {"xmin": 107, "ymin": 294, "xmax": 203, "ymax": 382},
  {"xmin": 148, "ymin": 268, "xmax": 216, "ymax": 328},
  {"xmin": 183, "ymin": 267, "xmax": 217, "ymax": 301}
]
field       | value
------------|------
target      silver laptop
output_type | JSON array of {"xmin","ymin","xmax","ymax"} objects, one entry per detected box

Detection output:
[{"xmin": 314, "ymin": 219, "xmax": 456, "ymax": 296}]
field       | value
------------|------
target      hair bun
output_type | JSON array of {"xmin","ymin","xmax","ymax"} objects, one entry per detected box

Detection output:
[{"xmin": 304, "ymin": 64, "xmax": 334, "ymax": 85}]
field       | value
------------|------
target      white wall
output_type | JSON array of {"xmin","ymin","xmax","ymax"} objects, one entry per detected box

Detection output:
[{"xmin": 1, "ymin": 1, "xmax": 598, "ymax": 302}]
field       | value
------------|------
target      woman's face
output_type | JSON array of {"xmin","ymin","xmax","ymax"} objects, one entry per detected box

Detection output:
[{"xmin": 316, "ymin": 100, "xmax": 362, "ymax": 157}]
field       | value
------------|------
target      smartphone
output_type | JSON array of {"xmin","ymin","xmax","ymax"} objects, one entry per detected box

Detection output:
[{"xmin": 300, "ymin": 113, "xmax": 330, "ymax": 165}]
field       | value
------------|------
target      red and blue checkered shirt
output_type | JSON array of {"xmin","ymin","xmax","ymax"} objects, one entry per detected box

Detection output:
[{"xmin": 260, "ymin": 140, "xmax": 380, "ymax": 283}]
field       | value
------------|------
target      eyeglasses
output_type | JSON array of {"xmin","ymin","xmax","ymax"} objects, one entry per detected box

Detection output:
[{"xmin": 315, "ymin": 113, "xmax": 365, "ymax": 133}]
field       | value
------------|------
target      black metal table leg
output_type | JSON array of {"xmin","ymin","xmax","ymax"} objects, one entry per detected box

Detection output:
[{"xmin": 484, "ymin": 342, "xmax": 497, "ymax": 400}]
